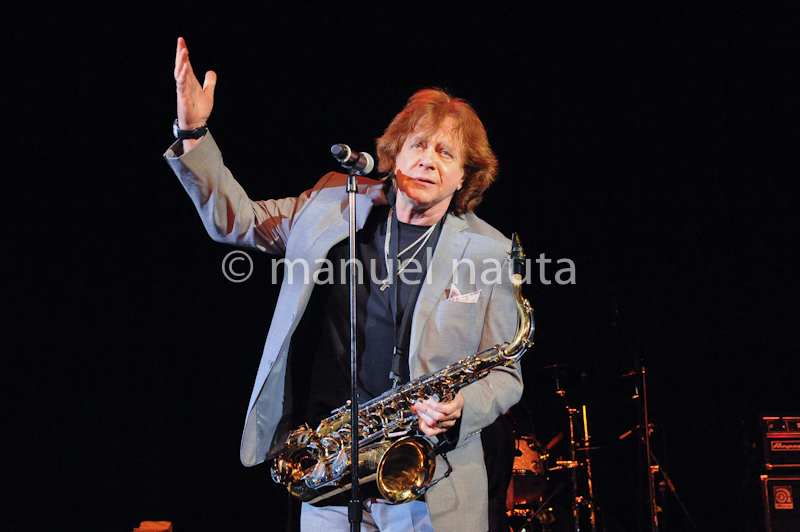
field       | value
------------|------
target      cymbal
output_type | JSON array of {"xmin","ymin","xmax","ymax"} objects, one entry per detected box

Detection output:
[
  {"xmin": 534, "ymin": 363, "xmax": 581, "ymax": 373},
  {"xmin": 575, "ymin": 446, "xmax": 609, "ymax": 452}
]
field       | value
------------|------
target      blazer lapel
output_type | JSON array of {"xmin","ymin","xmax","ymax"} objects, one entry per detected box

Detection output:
[
  {"xmin": 408, "ymin": 214, "xmax": 469, "ymax": 374},
  {"xmin": 288, "ymin": 183, "xmax": 387, "ymax": 261}
]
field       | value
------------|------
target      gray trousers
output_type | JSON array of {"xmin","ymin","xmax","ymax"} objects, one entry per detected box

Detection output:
[{"xmin": 301, "ymin": 499, "xmax": 434, "ymax": 532}]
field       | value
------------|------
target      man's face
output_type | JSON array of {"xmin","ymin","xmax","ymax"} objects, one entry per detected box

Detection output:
[{"xmin": 394, "ymin": 118, "xmax": 465, "ymax": 219}]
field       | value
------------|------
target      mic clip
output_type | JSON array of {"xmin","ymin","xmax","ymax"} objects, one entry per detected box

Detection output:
[{"xmin": 331, "ymin": 144, "xmax": 374, "ymax": 176}]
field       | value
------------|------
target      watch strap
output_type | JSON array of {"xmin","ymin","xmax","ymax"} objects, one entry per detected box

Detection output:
[{"xmin": 173, "ymin": 119, "xmax": 208, "ymax": 139}]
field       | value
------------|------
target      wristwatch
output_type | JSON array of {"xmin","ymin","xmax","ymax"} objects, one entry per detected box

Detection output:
[{"xmin": 173, "ymin": 119, "xmax": 208, "ymax": 139}]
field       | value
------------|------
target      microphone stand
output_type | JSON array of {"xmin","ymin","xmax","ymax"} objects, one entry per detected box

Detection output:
[
  {"xmin": 346, "ymin": 168, "xmax": 362, "ymax": 532},
  {"xmin": 331, "ymin": 144, "xmax": 374, "ymax": 532}
]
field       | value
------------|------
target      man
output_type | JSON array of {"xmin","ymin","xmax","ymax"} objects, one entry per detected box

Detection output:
[{"xmin": 165, "ymin": 37, "xmax": 523, "ymax": 532}]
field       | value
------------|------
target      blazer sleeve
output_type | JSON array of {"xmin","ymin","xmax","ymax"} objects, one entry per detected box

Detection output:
[
  {"xmin": 456, "ymin": 266, "xmax": 524, "ymax": 444},
  {"xmin": 164, "ymin": 132, "xmax": 332, "ymax": 255}
]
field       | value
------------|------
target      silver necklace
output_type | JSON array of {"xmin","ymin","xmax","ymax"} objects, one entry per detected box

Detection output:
[{"xmin": 380, "ymin": 207, "xmax": 436, "ymax": 291}]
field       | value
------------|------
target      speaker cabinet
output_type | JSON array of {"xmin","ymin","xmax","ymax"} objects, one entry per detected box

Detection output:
[{"xmin": 761, "ymin": 475, "xmax": 800, "ymax": 532}]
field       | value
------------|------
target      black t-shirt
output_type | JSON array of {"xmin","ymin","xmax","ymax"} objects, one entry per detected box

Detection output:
[{"xmin": 289, "ymin": 205, "xmax": 441, "ymax": 428}]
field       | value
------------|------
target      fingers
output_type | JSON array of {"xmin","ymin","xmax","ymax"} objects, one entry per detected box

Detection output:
[
  {"xmin": 413, "ymin": 395, "xmax": 463, "ymax": 436},
  {"xmin": 417, "ymin": 414, "xmax": 454, "ymax": 436},
  {"xmin": 175, "ymin": 52, "xmax": 194, "ymax": 92},
  {"xmin": 174, "ymin": 37, "xmax": 187, "ymax": 80},
  {"xmin": 175, "ymin": 60, "xmax": 188, "ymax": 86},
  {"xmin": 202, "ymin": 70, "xmax": 218, "ymax": 98},
  {"xmin": 174, "ymin": 37, "xmax": 200, "ymax": 88}
]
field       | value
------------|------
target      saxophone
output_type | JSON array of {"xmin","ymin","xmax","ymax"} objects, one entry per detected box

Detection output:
[{"xmin": 271, "ymin": 233, "xmax": 534, "ymax": 504}]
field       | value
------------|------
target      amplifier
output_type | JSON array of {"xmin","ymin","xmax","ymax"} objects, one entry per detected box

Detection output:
[{"xmin": 762, "ymin": 415, "xmax": 800, "ymax": 471}]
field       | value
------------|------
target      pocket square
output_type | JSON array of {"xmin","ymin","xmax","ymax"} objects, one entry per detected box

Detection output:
[{"xmin": 446, "ymin": 284, "xmax": 481, "ymax": 303}]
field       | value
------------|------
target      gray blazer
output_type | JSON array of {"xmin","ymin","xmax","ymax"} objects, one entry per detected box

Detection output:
[{"xmin": 165, "ymin": 133, "xmax": 524, "ymax": 532}]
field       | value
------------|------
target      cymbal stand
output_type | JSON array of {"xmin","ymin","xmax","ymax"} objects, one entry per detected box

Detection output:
[
  {"xmin": 643, "ymin": 439, "xmax": 698, "ymax": 531},
  {"xmin": 613, "ymin": 293, "xmax": 693, "ymax": 530},
  {"xmin": 641, "ymin": 364, "xmax": 658, "ymax": 532},
  {"xmin": 581, "ymin": 406, "xmax": 598, "ymax": 532},
  {"xmin": 622, "ymin": 361, "xmax": 696, "ymax": 531},
  {"xmin": 568, "ymin": 406, "xmax": 579, "ymax": 532},
  {"xmin": 564, "ymin": 405, "xmax": 597, "ymax": 532}
]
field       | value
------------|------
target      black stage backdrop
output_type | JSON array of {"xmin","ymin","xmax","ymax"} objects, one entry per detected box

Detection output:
[{"xmin": 3, "ymin": 3, "xmax": 799, "ymax": 531}]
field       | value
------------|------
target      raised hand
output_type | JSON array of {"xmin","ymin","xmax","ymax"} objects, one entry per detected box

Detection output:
[{"xmin": 174, "ymin": 37, "xmax": 217, "ymax": 131}]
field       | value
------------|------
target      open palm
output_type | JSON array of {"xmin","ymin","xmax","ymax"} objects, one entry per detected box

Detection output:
[{"xmin": 174, "ymin": 37, "xmax": 216, "ymax": 130}]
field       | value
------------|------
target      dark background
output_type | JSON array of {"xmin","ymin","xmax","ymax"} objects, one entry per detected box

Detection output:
[{"xmin": 3, "ymin": 2, "xmax": 799, "ymax": 531}]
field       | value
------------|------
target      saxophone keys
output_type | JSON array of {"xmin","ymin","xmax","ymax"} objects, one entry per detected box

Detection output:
[
  {"xmin": 309, "ymin": 460, "xmax": 329, "ymax": 486},
  {"xmin": 331, "ymin": 449, "xmax": 347, "ymax": 477}
]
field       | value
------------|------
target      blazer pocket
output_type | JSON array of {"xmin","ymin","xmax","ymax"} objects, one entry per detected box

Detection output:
[
  {"xmin": 436, "ymin": 298, "xmax": 483, "ymax": 315},
  {"xmin": 422, "ymin": 298, "xmax": 487, "ymax": 370}
]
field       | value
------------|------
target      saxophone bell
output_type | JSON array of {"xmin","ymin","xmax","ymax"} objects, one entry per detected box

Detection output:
[{"xmin": 376, "ymin": 436, "xmax": 436, "ymax": 504}]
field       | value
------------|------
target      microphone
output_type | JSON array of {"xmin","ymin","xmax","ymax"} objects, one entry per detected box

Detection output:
[{"xmin": 331, "ymin": 144, "xmax": 374, "ymax": 175}]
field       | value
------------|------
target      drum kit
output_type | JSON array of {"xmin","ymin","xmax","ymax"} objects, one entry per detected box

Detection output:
[
  {"xmin": 502, "ymin": 362, "xmax": 691, "ymax": 532},
  {"xmin": 500, "ymin": 364, "xmax": 590, "ymax": 532}
]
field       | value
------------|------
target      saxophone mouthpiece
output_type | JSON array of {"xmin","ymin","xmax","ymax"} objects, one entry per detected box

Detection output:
[{"xmin": 511, "ymin": 233, "xmax": 526, "ymax": 278}]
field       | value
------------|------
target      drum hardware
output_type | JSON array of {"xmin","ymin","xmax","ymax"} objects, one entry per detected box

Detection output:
[
  {"xmin": 512, "ymin": 482, "xmax": 565, "ymax": 532},
  {"xmin": 530, "ymin": 364, "xmax": 603, "ymax": 532},
  {"xmin": 565, "ymin": 405, "xmax": 597, "ymax": 532},
  {"xmin": 552, "ymin": 460, "xmax": 579, "ymax": 470},
  {"xmin": 544, "ymin": 432, "xmax": 564, "ymax": 450},
  {"xmin": 509, "ymin": 436, "xmax": 549, "ymax": 506}
]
